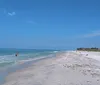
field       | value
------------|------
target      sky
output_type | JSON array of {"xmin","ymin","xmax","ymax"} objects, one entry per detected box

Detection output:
[{"xmin": 0, "ymin": 0, "xmax": 100, "ymax": 49}]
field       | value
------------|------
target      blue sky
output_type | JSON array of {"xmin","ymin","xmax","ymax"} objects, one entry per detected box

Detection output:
[{"xmin": 0, "ymin": 0, "xmax": 100, "ymax": 49}]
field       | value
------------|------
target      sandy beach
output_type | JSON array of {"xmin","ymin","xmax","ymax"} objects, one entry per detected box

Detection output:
[{"xmin": 2, "ymin": 51, "xmax": 100, "ymax": 85}]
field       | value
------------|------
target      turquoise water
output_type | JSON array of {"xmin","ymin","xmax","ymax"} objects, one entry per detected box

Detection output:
[{"xmin": 0, "ymin": 48, "xmax": 58, "ymax": 68}]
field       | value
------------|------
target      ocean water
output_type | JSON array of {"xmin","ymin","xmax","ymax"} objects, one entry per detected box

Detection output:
[{"xmin": 0, "ymin": 48, "xmax": 58, "ymax": 69}]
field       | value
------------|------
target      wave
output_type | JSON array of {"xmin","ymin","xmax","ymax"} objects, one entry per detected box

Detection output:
[
  {"xmin": 0, "ymin": 50, "xmax": 58, "ymax": 68},
  {"xmin": 53, "ymin": 51, "xmax": 58, "ymax": 53},
  {"xmin": 0, "ymin": 61, "xmax": 15, "ymax": 68}
]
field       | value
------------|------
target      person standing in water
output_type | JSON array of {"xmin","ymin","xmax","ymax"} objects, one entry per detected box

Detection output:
[{"xmin": 15, "ymin": 52, "xmax": 19, "ymax": 57}]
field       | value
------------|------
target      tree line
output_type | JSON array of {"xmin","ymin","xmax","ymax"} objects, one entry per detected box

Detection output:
[{"xmin": 77, "ymin": 47, "xmax": 100, "ymax": 51}]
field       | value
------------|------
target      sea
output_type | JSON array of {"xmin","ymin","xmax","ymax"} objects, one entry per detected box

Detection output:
[
  {"xmin": 0, "ymin": 48, "xmax": 58, "ymax": 69},
  {"xmin": 0, "ymin": 48, "xmax": 59, "ymax": 84}
]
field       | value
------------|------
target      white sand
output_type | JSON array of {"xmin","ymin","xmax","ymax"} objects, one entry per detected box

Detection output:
[{"xmin": 2, "ymin": 51, "xmax": 100, "ymax": 85}]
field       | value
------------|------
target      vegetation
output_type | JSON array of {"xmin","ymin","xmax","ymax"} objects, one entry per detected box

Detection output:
[{"xmin": 77, "ymin": 47, "xmax": 100, "ymax": 51}]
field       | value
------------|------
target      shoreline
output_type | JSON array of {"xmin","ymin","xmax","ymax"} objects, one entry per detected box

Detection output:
[
  {"xmin": 0, "ymin": 54, "xmax": 56, "ymax": 85},
  {"xmin": 2, "ymin": 51, "xmax": 100, "ymax": 85}
]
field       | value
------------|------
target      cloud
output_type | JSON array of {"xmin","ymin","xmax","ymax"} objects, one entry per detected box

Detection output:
[
  {"xmin": 83, "ymin": 30, "xmax": 100, "ymax": 38},
  {"xmin": 3, "ymin": 9, "xmax": 16, "ymax": 16},
  {"xmin": 8, "ymin": 12, "xmax": 16, "ymax": 16}
]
